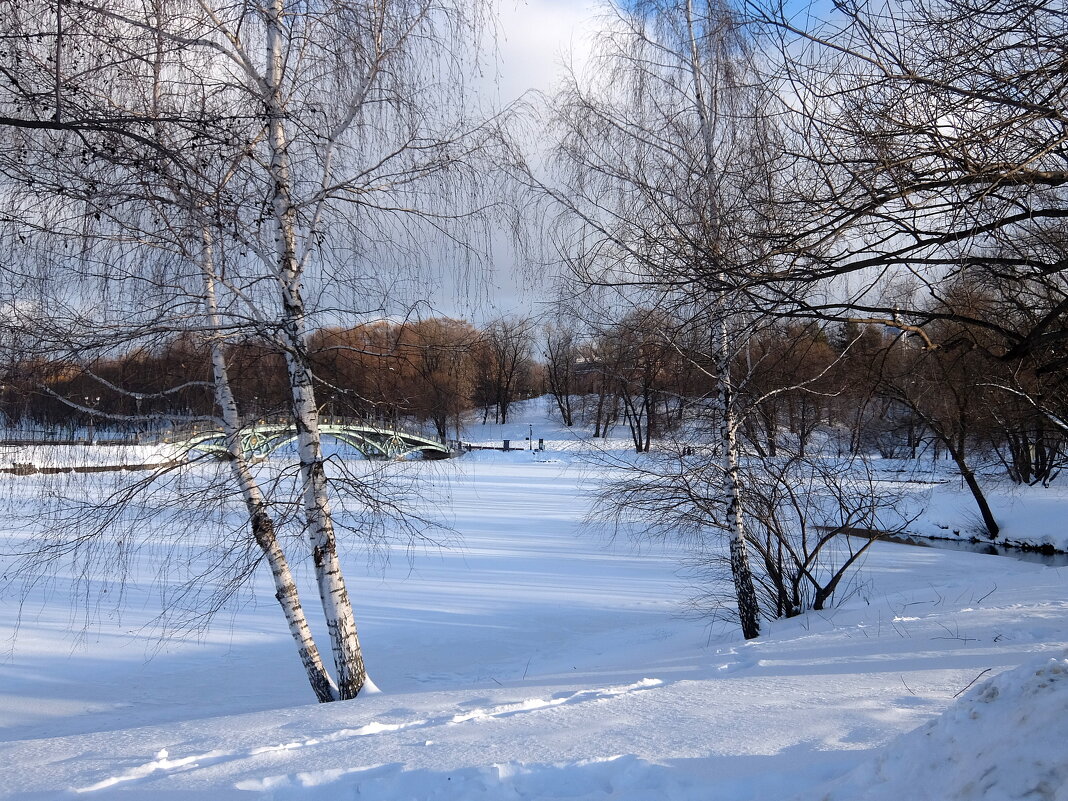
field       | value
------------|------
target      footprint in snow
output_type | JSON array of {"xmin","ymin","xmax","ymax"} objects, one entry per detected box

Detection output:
[{"xmin": 74, "ymin": 748, "xmax": 230, "ymax": 793}]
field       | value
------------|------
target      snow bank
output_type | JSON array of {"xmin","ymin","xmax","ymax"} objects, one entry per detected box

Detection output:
[
  {"xmin": 817, "ymin": 653, "xmax": 1068, "ymax": 801},
  {"xmin": 0, "ymin": 443, "xmax": 181, "ymax": 469},
  {"xmin": 912, "ymin": 482, "xmax": 1068, "ymax": 553}
]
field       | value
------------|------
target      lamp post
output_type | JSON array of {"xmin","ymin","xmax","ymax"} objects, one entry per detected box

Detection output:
[{"xmin": 84, "ymin": 395, "xmax": 100, "ymax": 444}]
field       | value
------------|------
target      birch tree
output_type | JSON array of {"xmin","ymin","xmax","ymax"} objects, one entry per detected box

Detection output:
[
  {"xmin": 541, "ymin": 0, "xmax": 782, "ymax": 638},
  {"xmin": 0, "ymin": 0, "xmax": 496, "ymax": 700},
  {"xmin": 224, "ymin": 0, "xmax": 495, "ymax": 697},
  {"xmin": 482, "ymin": 317, "xmax": 537, "ymax": 425}
]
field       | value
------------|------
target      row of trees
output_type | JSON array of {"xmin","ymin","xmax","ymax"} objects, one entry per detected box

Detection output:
[
  {"xmin": 3, "ymin": 317, "xmax": 542, "ymax": 440},
  {"xmin": 13, "ymin": 304, "xmax": 1063, "ymax": 501}
]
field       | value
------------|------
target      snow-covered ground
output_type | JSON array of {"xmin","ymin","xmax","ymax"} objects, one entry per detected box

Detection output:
[
  {"xmin": 0, "ymin": 443, "xmax": 182, "ymax": 470},
  {"xmin": 1, "ymin": 401, "xmax": 1066, "ymax": 799},
  {"xmin": 467, "ymin": 405, "xmax": 1068, "ymax": 556},
  {"xmin": 459, "ymin": 397, "xmax": 634, "ymax": 452},
  {"xmin": 821, "ymin": 653, "xmax": 1068, "ymax": 801}
]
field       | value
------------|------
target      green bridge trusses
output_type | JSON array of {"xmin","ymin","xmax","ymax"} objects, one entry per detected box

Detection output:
[{"xmin": 176, "ymin": 423, "xmax": 452, "ymax": 461}]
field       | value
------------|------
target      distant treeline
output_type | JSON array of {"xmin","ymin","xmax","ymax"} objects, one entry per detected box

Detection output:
[
  {"xmin": 4, "ymin": 317, "xmax": 541, "ymax": 441},
  {"xmin": 4, "ymin": 310, "xmax": 1065, "ymax": 486}
]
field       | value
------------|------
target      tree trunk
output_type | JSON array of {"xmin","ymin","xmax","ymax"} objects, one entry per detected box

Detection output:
[
  {"xmin": 201, "ymin": 230, "xmax": 337, "ymax": 703},
  {"xmin": 549, "ymin": 369, "xmax": 574, "ymax": 426},
  {"xmin": 716, "ymin": 318, "xmax": 761, "ymax": 639},
  {"xmin": 904, "ymin": 399, "xmax": 1000, "ymax": 539},
  {"xmin": 950, "ymin": 448, "xmax": 1000, "ymax": 539},
  {"xmin": 593, "ymin": 380, "xmax": 607, "ymax": 437},
  {"xmin": 680, "ymin": 1, "xmax": 761, "ymax": 638},
  {"xmin": 265, "ymin": 0, "xmax": 366, "ymax": 700}
]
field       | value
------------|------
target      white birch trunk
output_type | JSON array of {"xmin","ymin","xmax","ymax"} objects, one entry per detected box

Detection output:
[
  {"xmin": 684, "ymin": 1, "xmax": 762, "ymax": 638},
  {"xmin": 715, "ymin": 315, "xmax": 761, "ymax": 639},
  {"xmin": 201, "ymin": 229, "xmax": 339, "ymax": 702},
  {"xmin": 264, "ymin": 0, "xmax": 366, "ymax": 700}
]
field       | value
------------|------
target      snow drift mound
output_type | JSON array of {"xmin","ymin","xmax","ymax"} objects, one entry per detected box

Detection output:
[{"xmin": 818, "ymin": 653, "xmax": 1068, "ymax": 801}]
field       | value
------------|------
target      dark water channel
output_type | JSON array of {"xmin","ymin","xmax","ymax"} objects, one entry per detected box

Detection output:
[{"xmin": 847, "ymin": 532, "xmax": 1068, "ymax": 568}]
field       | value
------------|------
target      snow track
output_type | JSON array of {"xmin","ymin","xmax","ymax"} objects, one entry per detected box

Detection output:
[{"xmin": 60, "ymin": 679, "xmax": 665, "ymax": 797}]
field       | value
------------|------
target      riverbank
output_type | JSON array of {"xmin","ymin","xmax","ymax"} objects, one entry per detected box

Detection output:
[{"xmin": 894, "ymin": 473, "xmax": 1068, "ymax": 555}]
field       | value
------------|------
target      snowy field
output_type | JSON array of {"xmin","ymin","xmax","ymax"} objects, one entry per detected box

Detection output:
[{"xmin": 1, "ymin": 407, "xmax": 1067, "ymax": 799}]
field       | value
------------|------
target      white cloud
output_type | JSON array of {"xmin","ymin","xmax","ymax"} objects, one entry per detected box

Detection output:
[
  {"xmin": 491, "ymin": 0, "xmax": 602, "ymax": 105},
  {"xmin": 426, "ymin": 1, "xmax": 607, "ymax": 321}
]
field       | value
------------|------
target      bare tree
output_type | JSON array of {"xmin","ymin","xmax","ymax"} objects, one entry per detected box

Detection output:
[
  {"xmin": 748, "ymin": 0, "xmax": 1068, "ymax": 383},
  {"xmin": 204, "ymin": 0, "xmax": 499, "ymax": 699},
  {"xmin": 595, "ymin": 308, "xmax": 681, "ymax": 453},
  {"xmin": 579, "ymin": 330, "xmax": 624, "ymax": 438},
  {"xmin": 735, "ymin": 322, "xmax": 838, "ymax": 458},
  {"xmin": 538, "ymin": 0, "xmax": 786, "ymax": 638},
  {"xmin": 692, "ymin": 455, "xmax": 912, "ymax": 618},
  {"xmin": 543, "ymin": 321, "xmax": 582, "ymax": 427},
  {"xmin": 0, "ymin": 0, "xmax": 497, "ymax": 701},
  {"xmin": 480, "ymin": 316, "xmax": 537, "ymax": 425},
  {"xmin": 400, "ymin": 318, "xmax": 480, "ymax": 440}
]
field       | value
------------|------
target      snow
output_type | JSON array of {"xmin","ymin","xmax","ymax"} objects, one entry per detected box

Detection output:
[
  {"xmin": 911, "ymin": 479, "xmax": 1068, "ymax": 553},
  {"xmin": 0, "ymin": 443, "xmax": 182, "ymax": 470},
  {"xmin": 820, "ymin": 653, "xmax": 1068, "ymax": 801},
  {"xmin": 460, "ymin": 395, "xmax": 637, "ymax": 452},
  {"xmin": 1, "ymin": 399, "xmax": 1067, "ymax": 799}
]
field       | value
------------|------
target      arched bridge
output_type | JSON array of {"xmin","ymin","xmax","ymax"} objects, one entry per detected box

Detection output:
[{"xmin": 177, "ymin": 423, "xmax": 453, "ymax": 461}]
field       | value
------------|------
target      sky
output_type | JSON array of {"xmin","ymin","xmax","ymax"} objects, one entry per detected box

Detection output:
[
  {"xmin": 492, "ymin": 0, "xmax": 602, "ymax": 106},
  {"xmin": 425, "ymin": 0, "xmax": 836, "ymax": 324},
  {"xmin": 426, "ymin": 0, "xmax": 603, "ymax": 324}
]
